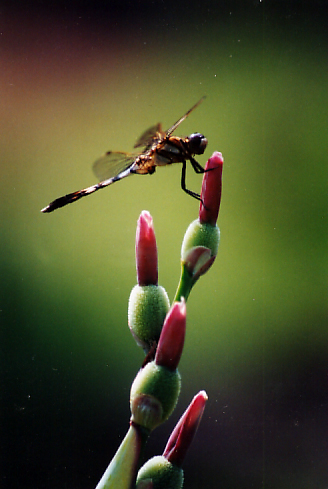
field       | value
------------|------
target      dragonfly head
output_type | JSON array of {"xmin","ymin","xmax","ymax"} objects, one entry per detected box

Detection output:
[{"xmin": 188, "ymin": 133, "xmax": 208, "ymax": 155}]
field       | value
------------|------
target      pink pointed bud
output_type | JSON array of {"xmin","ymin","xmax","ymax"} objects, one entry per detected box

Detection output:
[
  {"xmin": 163, "ymin": 390, "xmax": 208, "ymax": 467},
  {"xmin": 199, "ymin": 152, "xmax": 223, "ymax": 226},
  {"xmin": 136, "ymin": 211, "xmax": 158, "ymax": 286},
  {"xmin": 155, "ymin": 300, "xmax": 186, "ymax": 371}
]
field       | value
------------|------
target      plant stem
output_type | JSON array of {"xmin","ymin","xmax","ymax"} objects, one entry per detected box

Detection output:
[{"xmin": 173, "ymin": 265, "xmax": 194, "ymax": 303}]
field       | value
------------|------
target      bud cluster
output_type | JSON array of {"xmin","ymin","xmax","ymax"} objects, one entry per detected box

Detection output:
[{"xmin": 95, "ymin": 152, "xmax": 223, "ymax": 489}]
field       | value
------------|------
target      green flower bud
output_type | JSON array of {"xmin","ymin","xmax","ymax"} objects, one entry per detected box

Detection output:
[
  {"xmin": 130, "ymin": 361, "xmax": 181, "ymax": 431},
  {"xmin": 128, "ymin": 285, "xmax": 170, "ymax": 351},
  {"xmin": 181, "ymin": 218, "xmax": 220, "ymax": 262},
  {"xmin": 136, "ymin": 456, "xmax": 184, "ymax": 489},
  {"xmin": 174, "ymin": 219, "xmax": 220, "ymax": 302}
]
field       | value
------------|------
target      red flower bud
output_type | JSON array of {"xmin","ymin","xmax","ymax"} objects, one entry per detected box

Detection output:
[
  {"xmin": 163, "ymin": 391, "xmax": 208, "ymax": 467},
  {"xmin": 136, "ymin": 211, "xmax": 158, "ymax": 286},
  {"xmin": 199, "ymin": 152, "xmax": 223, "ymax": 226},
  {"xmin": 155, "ymin": 300, "xmax": 186, "ymax": 371}
]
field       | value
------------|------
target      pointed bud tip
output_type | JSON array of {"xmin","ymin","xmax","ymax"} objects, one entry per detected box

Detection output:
[
  {"xmin": 206, "ymin": 151, "xmax": 224, "ymax": 169},
  {"xmin": 138, "ymin": 210, "xmax": 153, "ymax": 233},
  {"xmin": 198, "ymin": 390, "xmax": 208, "ymax": 401}
]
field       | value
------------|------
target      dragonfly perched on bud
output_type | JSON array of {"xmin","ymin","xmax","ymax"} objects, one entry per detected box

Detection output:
[{"xmin": 41, "ymin": 96, "xmax": 208, "ymax": 213}]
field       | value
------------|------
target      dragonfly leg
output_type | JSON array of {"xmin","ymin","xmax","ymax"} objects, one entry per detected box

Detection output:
[
  {"xmin": 189, "ymin": 156, "xmax": 214, "ymax": 175},
  {"xmin": 189, "ymin": 156, "xmax": 206, "ymax": 174},
  {"xmin": 181, "ymin": 159, "xmax": 211, "ymax": 210},
  {"xmin": 181, "ymin": 160, "xmax": 202, "ymax": 201}
]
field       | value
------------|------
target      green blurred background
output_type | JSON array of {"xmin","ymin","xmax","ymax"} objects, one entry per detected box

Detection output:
[{"xmin": 1, "ymin": 1, "xmax": 327, "ymax": 488}]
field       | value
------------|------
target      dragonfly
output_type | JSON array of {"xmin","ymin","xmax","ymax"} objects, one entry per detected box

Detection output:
[{"xmin": 41, "ymin": 96, "xmax": 208, "ymax": 213}]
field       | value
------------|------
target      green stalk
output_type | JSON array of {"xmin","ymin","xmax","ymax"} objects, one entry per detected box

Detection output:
[{"xmin": 173, "ymin": 265, "xmax": 195, "ymax": 303}]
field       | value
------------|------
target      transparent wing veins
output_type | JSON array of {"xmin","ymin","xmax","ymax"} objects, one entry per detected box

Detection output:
[
  {"xmin": 134, "ymin": 123, "xmax": 163, "ymax": 148},
  {"xmin": 92, "ymin": 151, "xmax": 137, "ymax": 181}
]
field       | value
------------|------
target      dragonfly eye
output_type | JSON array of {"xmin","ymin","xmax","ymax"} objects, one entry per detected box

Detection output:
[{"xmin": 188, "ymin": 133, "xmax": 208, "ymax": 155}]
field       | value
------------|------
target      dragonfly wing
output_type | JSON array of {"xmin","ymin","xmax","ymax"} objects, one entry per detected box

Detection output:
[
  {"xmin": 134, "ymin": 123, "xmax": 163, "ymax": 148},
  {"xmin": 165, "ymin": 96, "xmax": 206, "ymax": 137},
  {"xmin": 92, "ymin": 151, "xmax": 136, "ymax": 181}
]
